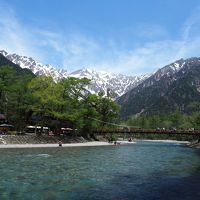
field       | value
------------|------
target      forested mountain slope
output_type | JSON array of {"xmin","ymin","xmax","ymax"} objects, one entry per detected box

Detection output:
[{"xmin": 117, "ymin": 58, "xmax": 200, "ymax": 118}]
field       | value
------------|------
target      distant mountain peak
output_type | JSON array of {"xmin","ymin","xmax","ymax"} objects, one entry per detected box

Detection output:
[
  {"xmin": 117, "ymin": 56, "xmax": 200, "ymax": 118},
  {"xmin": 0, "ymin": 50, "xmax": 149, "ymax": 97},
  {"xmin": 0, "ymin": 50, "xmax": 8, "ymax": 57},
  {"xmin": 0, "ymin": 50, "xmax": 68, "ymax": 80},
  {"xmin": 69, "ymin": 67, "xmax": 149, "ymax": 97}
]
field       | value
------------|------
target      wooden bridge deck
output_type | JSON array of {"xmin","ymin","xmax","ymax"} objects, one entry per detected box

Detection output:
[{"xmin": 94, "ymin": 128, "xmax": 200, "ymax": 136}]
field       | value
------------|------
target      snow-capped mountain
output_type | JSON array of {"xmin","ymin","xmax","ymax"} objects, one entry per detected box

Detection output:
[
  {"xmin": 117, "ymin": 57, "xmax": 200, "ymax": 117},
  {"xmin": 0, "ymin": 50, "xmax": 149, "ymax": 97},
  {"xmin": 69, "ymin": 69, "xmax": 149, "ymax": 97},
  {"xmin": 0, "ymin": 50, "xmax": 68, "ymax": 80},
  {"xmin": 152, "ymin": 59, "xmax": 186, "ymax": 82}
]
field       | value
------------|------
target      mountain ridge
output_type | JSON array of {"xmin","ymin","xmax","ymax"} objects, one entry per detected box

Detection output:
[
  {"xmin": 0, "ymin": 50, "xmax": 149, "ymax": 97},
  {"xmin": 0, "ymin": 53, "xmax": 35, "ymax": 76},
  {"xmin": 117, "ymin": 57, "xmax": 200, "ymax": 118}
]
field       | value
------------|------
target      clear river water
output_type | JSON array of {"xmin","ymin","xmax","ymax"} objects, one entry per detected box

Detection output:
[{"xmin": 0, "ymin": 141, "xmax": 200, "ymax": 200}]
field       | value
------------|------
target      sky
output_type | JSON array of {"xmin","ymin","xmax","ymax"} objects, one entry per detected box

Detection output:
[{"xmin": 1, "ymin": 0, "xmax": 200, "ymax": 75}]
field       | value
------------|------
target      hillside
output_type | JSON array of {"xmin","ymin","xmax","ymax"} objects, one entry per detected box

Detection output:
[
  {"xmin": 117, "ymin": 57, "xmax": 200, "ymax": 118},
  {"xmin": 0, "ymin": 54, "xmax": 34, "ymax": 76}
]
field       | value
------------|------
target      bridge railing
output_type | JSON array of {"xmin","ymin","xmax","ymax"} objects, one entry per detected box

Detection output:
[{"xmin": 93, "ymin": 128, "xmax": 200, "ymax": 135}]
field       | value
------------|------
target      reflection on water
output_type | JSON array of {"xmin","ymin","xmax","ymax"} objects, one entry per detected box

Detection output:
[{"xmin": 0, "ymin": 141, "xmax": 200, "ymax": 199}]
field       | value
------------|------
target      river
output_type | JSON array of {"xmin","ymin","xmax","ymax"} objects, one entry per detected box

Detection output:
[{"xmin": 0, "ymin": 141, "xmax": 200, "ymax": 199}]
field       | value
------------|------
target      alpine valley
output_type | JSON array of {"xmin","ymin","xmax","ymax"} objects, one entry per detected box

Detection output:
[{"xmin": 1, "ymin": 49, "xmax": 200, "ymax": 119}]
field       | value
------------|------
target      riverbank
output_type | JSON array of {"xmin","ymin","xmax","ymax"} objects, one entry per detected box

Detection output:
[
  {"xmin": 135, "ymin": 139, "xmax": 189, "ymax": 144},
  {"xmin": 0, "ymin": 141, "xmax": 113, "ymax": 148},
  {"xmin": 188, "ymin": 140, "xmax": 200, "ymax": 148},
  {"xmin": 0, "ymin": 135, "xmax": 191, "ymax": 148},
  {"xmin": 0, "ymin": 135, "xmax": 88, "ymax": 145},
  {"xmin": 0, "ymin": 135, "xmax": 113, "ymax": 148}
]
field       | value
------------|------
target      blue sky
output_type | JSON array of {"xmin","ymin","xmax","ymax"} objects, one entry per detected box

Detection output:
[{"xmin": 1, "ymin": 0, "xmax": 200, "ymax": 75}]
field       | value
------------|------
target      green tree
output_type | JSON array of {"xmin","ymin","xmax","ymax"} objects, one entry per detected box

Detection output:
[
  {"xmin": 190, "ymin": 112, "xmax": 200, "ymax": 129},
  {"xmin": 7, "ymin": 74, "xmax": 34, "ymax": 130},
  {"xmin": 55, "ymin": 77, "xmax": 91, "ymax": 130},
  {"xmin": 96, "ymin": 89, "xmax": 119, "ymax": 127},
  {"xmin": 169, "ymin": 111, "xmax": 182, "ymax": 127},
  {"xmin": 0, "ymin": 66, "xmax": 16, "ymax": 114},
  {"xmin": 28, "ymin": 76, "xmax": 58, "ymax": 133}
]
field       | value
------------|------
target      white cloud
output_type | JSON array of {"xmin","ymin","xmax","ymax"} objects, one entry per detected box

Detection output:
[
  {"xmin": 92, "ymin": 40, "xmax": 183, "ymax": 75},
  {"xmin": 0, "ymin": 5, "xmax": 33, "ymax": 56},
  {"xmin": 0, "ymin": 2, "xmax": 56, "ymax": 64}
]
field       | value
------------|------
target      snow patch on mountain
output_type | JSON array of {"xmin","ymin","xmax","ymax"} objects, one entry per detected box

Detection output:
[
  {"xmin": 153, "ymin": 59, "xmax": 186, "ymax": 82},
  {"xmin": 168, "ymin": 59, "xmax": 185, "ymax": 71}
]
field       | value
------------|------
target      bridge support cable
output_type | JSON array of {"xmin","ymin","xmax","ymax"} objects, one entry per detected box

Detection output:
[
  {"xmin": 87, "ymin": 117, "xmax": 138, "ymax": 139},
  {"xmin": 87, "ymin": 117, "xmax": 138, "ymax": 129}
]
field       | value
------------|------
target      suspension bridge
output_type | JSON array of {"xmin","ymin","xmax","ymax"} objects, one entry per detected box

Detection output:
[
  {"xmin": 88, "ymin": 117, "xmax": 200, "ymax": 136},
  {"xmin": 93, "ymin": 127, "xmax": 200, "ymax": 136}
]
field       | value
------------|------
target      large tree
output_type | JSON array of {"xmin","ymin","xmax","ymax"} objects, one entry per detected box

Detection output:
[
  {"xmin": 0, "ymin": 66, "xmax": 33, "ymax": 130},
  {"xmin": 28, "ymin": 76, "xmax": 58, "ymax": 133},
  {"xmin": 0, "ymin": 66, "xmax": 16, "ymax": 114}
]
